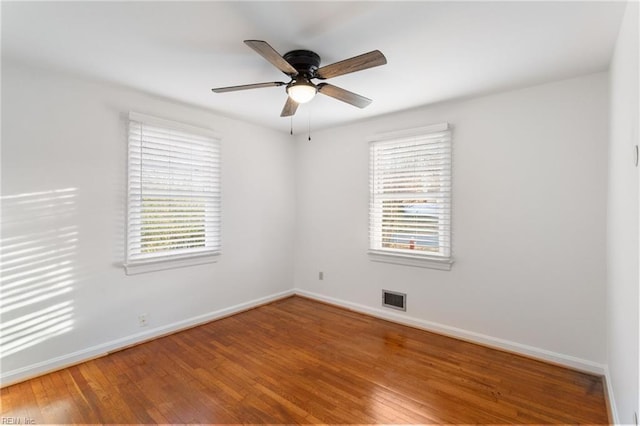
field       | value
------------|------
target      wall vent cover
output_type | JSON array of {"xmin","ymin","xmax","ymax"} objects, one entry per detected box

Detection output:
[{"xmin": 382, "ymin": 290, "xmax": 406, "ymax": 311}]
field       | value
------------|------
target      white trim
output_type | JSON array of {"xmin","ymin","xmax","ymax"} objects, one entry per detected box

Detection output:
[
  {"xmin": 125, "ymin": 112, "xmax": 222, "ymax": 270},
  {"xmin": 124, "ymin": 252, "xmax": 220, "ymax": 275},
  {"xmin": 368, "ymin": 122, "xmax": 450, "ymax": 143},
  {"xmin": 293, "ymin": 288, "xmax": 606, "ymax": 375},
  {"xmin": 368, "ymin": 124, "xmax": 453, "ymax": 267},
  {"xmin": 128, "ymin": 111, "xmax": 220, "ymax": 140},
  {"xmin": 0, "ymin": 289, "xmax": 294, "ymax": 387},
  {"xmin": 368, "ymin": 250, "xmax": 453, "ymax": 270},
  {"xmin": 603, "ymin": 365, "xmax": 620, "ymax": 424}
]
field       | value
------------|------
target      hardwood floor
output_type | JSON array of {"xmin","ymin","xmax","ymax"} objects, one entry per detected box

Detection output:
[{"xmin": 1, "ymin": 296, "xmax": 608, "ymax": 424}]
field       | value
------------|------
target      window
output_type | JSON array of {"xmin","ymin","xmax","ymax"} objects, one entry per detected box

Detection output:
[
  {"xmin": 369, "ymin": 123, "xmax": 452, "ymax": 270},
  {"xmin": 125, "ymin": 112, "xmax": 221, "ymax": 274}
]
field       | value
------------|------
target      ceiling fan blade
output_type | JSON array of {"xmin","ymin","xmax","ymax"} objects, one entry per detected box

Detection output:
[
  {"xmin": 244, "ymin": 40, "xmax": 299, "ymax": 76},
  {"xmin": 317, "ymin": 83, "xmax": 372, "ymax": 108},
  {"xmin": 316, "ymin": 50, "xmax": 387, "ymax": 80},
  {"xmin": 280, "ymin": 97, "xmax": 299, "ymax": 117},
  {"xmin": 211, "ymin": 81, "xmax": 285, "ymax": 93}
]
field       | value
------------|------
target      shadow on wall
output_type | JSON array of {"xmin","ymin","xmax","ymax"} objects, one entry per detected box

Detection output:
[{"xmin": 1, "ymin": 188, "xmax": 78, "ymax": 360}]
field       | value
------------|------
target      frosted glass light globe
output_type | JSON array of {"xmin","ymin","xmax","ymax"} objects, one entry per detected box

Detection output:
[{"xmin": 287, "ymin": 81, "xmax": 317, "ymax": 104}]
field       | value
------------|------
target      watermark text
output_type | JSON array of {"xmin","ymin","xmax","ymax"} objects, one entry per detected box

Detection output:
[{"xmin": 1, "ymin": 418, "xmax": 35, "ymax": 425}]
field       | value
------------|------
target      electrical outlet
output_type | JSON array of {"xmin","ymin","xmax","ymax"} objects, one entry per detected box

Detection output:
[
  {"xmin": 138, "ymin": 313, "xmax": 148, "ymax": 327},
  {"xmin": 319, "ymin": 271, "xmax": 324, "ymax": 280}
]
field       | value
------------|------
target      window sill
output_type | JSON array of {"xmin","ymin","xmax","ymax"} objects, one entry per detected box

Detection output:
[
  {"xmin": 368, "ymin": 250, "xmax": 453, "ymax": 271},
  {"xmin": 124, "ymin": 253, "xmax": 220, "ymax": 275}
]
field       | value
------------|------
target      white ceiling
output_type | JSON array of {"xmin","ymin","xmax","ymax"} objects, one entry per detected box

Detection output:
[{"xmin": 1, "ymin": 1, "xmax": 626, "ymax": 134}]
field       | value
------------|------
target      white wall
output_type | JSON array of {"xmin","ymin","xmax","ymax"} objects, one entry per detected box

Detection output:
[
  {"xmin": 607, "ymin": 1, "xmax": 639, "ymax": 423},
  {"xmin": 1, "ymin": 59, "xmax": 296, "ymax": 384},
  {"xmin": 294, "ymin": 73, "xmax": 609, "ymax": 369}
]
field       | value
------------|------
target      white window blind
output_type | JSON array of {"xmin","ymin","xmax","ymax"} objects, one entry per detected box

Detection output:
[
  {"xmin": 126, "ymin": 112, "xmax": 220, "ymax": 273},
  {"xmin": 369, "ymin": 123, "xmax": 452, "ymax": 268}
]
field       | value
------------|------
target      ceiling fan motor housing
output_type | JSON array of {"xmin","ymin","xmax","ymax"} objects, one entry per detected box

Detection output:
[{"xmin": 283, "ymin": 50, "xmax": 321, "ymax": 78}]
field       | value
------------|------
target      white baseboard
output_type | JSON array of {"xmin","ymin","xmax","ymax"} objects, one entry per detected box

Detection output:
[
  {"xmin": 0, "ymin": 289, "xmax": 294, "ymax": 387},
  {"xmin": 294, "ymin": 288, "xmax": 606, "ymax": 376},
  {"xmin": 603, "ymin": 365, "xmax": 620, "ymax": 424}
]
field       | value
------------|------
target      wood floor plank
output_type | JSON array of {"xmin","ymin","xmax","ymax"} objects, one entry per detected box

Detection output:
[{"xmin": 0, "ymin": 296, "xmax": 608, "ymax": 424}]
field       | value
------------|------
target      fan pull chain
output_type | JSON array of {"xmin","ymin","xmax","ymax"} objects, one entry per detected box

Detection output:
[
  {"xmin": 308, "ymin": 108, "xmax": 312, "ymax": 141},
  {"xmin": 290, "ymin": 116, "xmax": 293, "ymax": 136}
]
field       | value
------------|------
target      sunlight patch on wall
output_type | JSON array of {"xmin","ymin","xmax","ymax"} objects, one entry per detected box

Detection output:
[
  {"xmin": 0, "ymin": 302, "xmax": 74, "ymax": 358},
  {"xmin": 1, "ymin": 188, "xmax": 78, "ymax": 359}
]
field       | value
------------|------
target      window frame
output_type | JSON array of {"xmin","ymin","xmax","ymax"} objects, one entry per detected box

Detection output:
[
  {"xmin": 124, "ymin": 112, "xmax": 221, "ymax": 275},
  {"xmin": 368, "ymin": 122, "xmax": 453, "ymax": 270}
]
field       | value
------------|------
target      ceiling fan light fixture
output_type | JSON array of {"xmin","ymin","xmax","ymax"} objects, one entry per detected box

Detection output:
[{"xmin": 286, "ymin": 79, "xmax": 317, "ymax": 104}]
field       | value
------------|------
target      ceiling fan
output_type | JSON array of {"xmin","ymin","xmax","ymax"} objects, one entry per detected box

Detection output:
[{"xmin": 211, "ymin": 40, "xmax": 387, "ymax": 117}]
